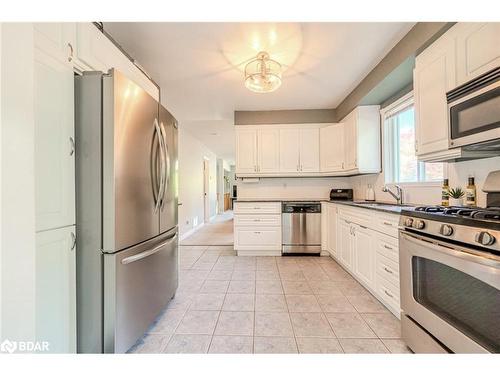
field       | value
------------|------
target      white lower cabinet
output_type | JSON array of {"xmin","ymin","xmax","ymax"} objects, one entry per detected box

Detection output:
[
  {"xmin": 35, "ymin": 225, "xmax": 76, "ymax": 353},
  {"xmin": 234, "ymin": 201, "xmax": 282, "ymax": 256},
  {"xmin": 326, "ymin": 203, "xmax": 401, "ymax": 317}
]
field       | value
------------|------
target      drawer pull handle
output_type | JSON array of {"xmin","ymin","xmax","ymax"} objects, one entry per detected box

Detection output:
[
  {"xmin": 253, "ymin": 219, "xmax": 261, "ymax": 222},
  {"xmin": 384, "ymin": 290, "xmax": 394, "ymax": 298},
  {"xmin": 383, "ymin": 221, "xmax": 393, "ymax": 226},
  {"xmin": 383, "ymin": 245, "xmax": 393, "ymax": 250},
  {"xmin": 254, "ymin": 231, "xmax": 261, "ymax": 234},
  {"xmin": 383, "ymin": 267, "xmax": 393, "ymax": 274}
]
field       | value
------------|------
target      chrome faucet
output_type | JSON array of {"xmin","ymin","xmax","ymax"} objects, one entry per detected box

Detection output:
[{"xmin": 382, "ymin": 184, "xmax": 403, "ymax": 205}]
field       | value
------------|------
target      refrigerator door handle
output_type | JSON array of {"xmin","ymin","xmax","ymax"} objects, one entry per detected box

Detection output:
[
  {"xmin": 121, "ymin": 232, "xmax": 178, "ymax": 265},
  {"xmin": 159, "ymin": 121, "xmax": 171, "ymax": 209},
  {"xmin": 153, "ymin": 118, "xmax": 166, "ymax": 213}
]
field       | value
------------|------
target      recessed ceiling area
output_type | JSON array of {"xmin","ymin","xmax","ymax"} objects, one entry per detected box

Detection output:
[{"xmin": 104, "ymin": 22, "xmax": 415, "ymax": 161}]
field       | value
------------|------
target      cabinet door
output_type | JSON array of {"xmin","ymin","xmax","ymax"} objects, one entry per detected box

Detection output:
[
  {"xmin": 279, "ymin": 129, "xmax": 300, "ymax": 173},
  {"xmin": 258, "ymin": 129, "xmax": 280, "ymax": 173},
  {"xmin": 326, "ymin": 204, "xmax": 338, "ymax": 256},
  {"xmin": 34, "ymin": 34, "xmax": 76, "ymax": 232},
  {"xmin": 34, "ymin": 23, "xmax": 74, "ymax": 63},
  {"xmin": 414, "ymin": 34, "xmax": 456, "ymax": 156},
  {"xmin": 353, "ymin": 225, "xmax": 375, "ymax": 289},
  {"xmin": 320, "ymin": 124, "xmax": 344, "ymax": 172},
  {"xmin": 456, "ymin": 23, "xmax": 500, "ymax": 86},
  {"xmin": 299, "ymin": 128, "xmax": 320, "ymax": 172},
  {"xmin": 343, "ymin": 111, "xmax": 358, "ymax": 170},
  {"xmin": 339, "ymin": 219, "xmax": 353, "ymax": 270},
  {"xmin": 235, "ymin": 129, "xmax": 258, "ymax": 174},
  {"xmin": 36, "ymin": 226, "xmax": 76, "ymax": 353}
]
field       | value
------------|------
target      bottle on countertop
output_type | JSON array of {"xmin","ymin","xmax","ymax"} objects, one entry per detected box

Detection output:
[
  {"xmin": 441, "ymin": 178, "xmax": 449, "ymax": 207},
  {"xmin": 465, "ymin": 176, "xmax": 477, "ymax": 207},
  {"xmin": 365, "ymin": 184, "xmax": 375, "ymax": 201}
]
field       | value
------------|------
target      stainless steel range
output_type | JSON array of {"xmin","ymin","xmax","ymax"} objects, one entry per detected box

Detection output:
[{"xmin": 399, "ymin": 172, "xmax": 500, "ymax": 353}]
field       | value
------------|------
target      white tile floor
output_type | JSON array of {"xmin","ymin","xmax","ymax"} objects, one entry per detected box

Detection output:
[
  {"xmin": 180, "ymin": 211, "xmax": 234, "ymax": 246},
  {"xmin": 128, "ymin": 243, "xmax": 412, "ymax": 354}
]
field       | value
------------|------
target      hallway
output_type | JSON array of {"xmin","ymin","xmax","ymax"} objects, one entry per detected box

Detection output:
[{"xmin": 181, "ymin": 210, "xmax": 234, "ymax": 246}]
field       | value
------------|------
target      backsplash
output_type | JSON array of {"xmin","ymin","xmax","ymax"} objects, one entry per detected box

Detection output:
[
  {"xmin": 237, "ymin": 156, "xmax": 500, "ymax": 207},
  {"xmin": 237, "ymin": 177, "xmax": 351, "ymax": 200},
  {"xmin": 352, "ymin": 156, "xmax": 500, "ymax": 207}
]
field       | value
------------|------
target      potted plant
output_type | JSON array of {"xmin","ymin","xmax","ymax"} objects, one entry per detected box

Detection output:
[{"xmin": 445, "ymin": 187, "xmax": 465, "ymax": 206}]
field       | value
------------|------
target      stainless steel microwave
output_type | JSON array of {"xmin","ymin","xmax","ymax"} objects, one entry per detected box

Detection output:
[{"xmin": 448, "ymin": 67, "xmax": 500, "ymax": 149}]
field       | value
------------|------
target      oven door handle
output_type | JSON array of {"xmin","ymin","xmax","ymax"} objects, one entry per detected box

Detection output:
[{"xmin": 400, "ymin": 231, "xmax": 500, "ymax": 269}]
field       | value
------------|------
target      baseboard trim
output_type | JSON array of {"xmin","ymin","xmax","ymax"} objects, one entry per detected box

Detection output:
[{"xmin": 180, "ymin": 222, "xmax": 205, "ymax": 241}]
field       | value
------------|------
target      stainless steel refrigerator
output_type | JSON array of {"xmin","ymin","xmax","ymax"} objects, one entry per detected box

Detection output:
[{"xmin": 75, "ymin": 69, "xmax": 178, "ymax": 353}]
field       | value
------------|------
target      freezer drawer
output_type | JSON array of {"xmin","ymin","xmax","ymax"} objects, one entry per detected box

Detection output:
[{"xmin": 103, "ymin": 228, "xmax": 178, "ymax": 353}]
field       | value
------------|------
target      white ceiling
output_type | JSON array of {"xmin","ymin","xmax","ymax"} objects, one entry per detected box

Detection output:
[{"xmin": 104, "ymin": 22, "xmax": 414, "ymax": 162}]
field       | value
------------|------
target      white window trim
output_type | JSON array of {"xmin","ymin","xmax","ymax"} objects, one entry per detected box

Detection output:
[{"xmin": 381, "ymin": 91, "xmax": 445, "ymax": 186}]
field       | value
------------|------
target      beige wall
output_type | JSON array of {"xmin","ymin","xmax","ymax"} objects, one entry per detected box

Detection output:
[
  {"xmin": 178, "ymin": 127, "xmax": 218, "ymax": 238},
  {"xmin": 235, "ymin": 109, "xmax": 336, "ymax": 125}
]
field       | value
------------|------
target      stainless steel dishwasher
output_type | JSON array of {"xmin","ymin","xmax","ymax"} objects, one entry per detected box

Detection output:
[{"xmin": 282, "ymin": 202, "xmax": 321, "ymax": 254}]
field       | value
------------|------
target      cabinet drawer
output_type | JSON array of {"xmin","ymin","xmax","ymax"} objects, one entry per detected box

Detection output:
[
  {"xmin": 338, "ymin": 206, "xmax": 372, "ymax": 228},
  {"xmin": 376, "ymin": 232, "xmax": 399, "ymax": 262},
  {"xmin": 234, "ymin": 201, "xmax": 281, "ymax": 214},
  {"xmin": 376, "ymin": 274, "xmax": 400, "ymax": 313},
  {"xmin": 234, "ymin": 226, "xmax": 281, "ymax": 251},
  {"xmin": 376, "ymin": 253, "xmax": 400, "ymax": 287},
  {"xmin": 234, "ymin": 214, "xmax": 281, "ymax": 227},
  {"xmin": 374, "ymin": 212, "xmax": 400, "ymax": 237}
]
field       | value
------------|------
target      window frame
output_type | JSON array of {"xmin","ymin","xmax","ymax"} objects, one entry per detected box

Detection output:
[{"xmin": 382, "ymin": 91, "xmax": 445, "ymax": 186}]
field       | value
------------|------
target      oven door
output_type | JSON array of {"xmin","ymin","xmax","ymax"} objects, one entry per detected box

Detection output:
[
  {"xmin": 399, "ymin": 231, "xmax": 500, "ymax": 353},
  {"xmin": 449, "ymin": 79, "xmax": 500, "ymax": 148}
]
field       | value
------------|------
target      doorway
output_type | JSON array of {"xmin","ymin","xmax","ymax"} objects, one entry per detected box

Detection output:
[{"xmin": 203, "ymin": 158, "xmax": 210, "ymax": 223}]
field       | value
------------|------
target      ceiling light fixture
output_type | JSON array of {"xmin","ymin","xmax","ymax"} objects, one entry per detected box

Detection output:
[{"xmin": 244, "ymin": 51, "xmax": 282, "ymax": 93}]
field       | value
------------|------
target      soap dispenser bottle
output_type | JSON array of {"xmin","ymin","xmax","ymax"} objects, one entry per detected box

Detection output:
[{"xmin": 366, "ymin": 184, "xmax": 375, "ymax": 201}]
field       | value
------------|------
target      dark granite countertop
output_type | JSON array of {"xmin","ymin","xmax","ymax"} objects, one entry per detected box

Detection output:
[{"xmin": 235, "ymin": 198, "xmax": 416, "ymax": 214}]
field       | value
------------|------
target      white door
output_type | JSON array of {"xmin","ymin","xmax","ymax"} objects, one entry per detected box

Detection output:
[
  {"xmin": 35, "ymin": 225, "xmax": 76, "ymax": 353},
  {"xmin": 326, "ymin": 204, "xmax": 338, "ymax": 256},
  {"xmin": 456, "ymin": 23, "xmax": 500, "ymax": 86},
  {"xmin": 203, "ymin": 159, "xmax": 210, "ymax": 223},
  {"xmin": 343, "ymin": 111, "xmax": 358, "ymax": 170},
  {"xmin": 34, "ymin": 29, "xmax": 75, "ymax": 232},
  {"xmin": 320, "ymin": 123, "xmax": 345, "ymax": 172},
  {"xmin": 258, "ymin": 129, "xmax": 280, "ymax": 173},
  {"xmin": 414, "ymin": 34, "xmax": 456, "ymax": 156},
  {"xmin": 235, "ymin": 129, "xmax": 258, "ymax": 174},
  {"xmin": 279, "ymin": 129, "xmax": 300, "ymax": 173},
  {"xmin": 353, "ymin": 225, "xmax": 375, "ymax": 289},
  {"xmin": 299, "ymin": 128, "xmax": 320, "ymax": 172},
  {"xmin": 339, "ymin": 219, "xmax": 353, "ymax": 269}
]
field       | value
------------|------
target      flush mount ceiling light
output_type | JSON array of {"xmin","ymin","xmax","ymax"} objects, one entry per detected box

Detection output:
[{"xmin": 244, "ymin": 51, "xmax": 282, "ymax": 93}]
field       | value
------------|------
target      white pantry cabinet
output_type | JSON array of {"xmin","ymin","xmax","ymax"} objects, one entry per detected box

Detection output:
[
  {"xmin": 34, "ymin": 26, "xmax": 76, "ymax": 233},
  {"xmin": 339, "ymin": 106, "xmax": 381, "ymax": 174},
  {"xmin": 320, "ymin": 123, "xmax": 344, "ymax": 172},
  {"xmin": 35, "ymin": 225, "xmax": 76, "ymax": 353}
]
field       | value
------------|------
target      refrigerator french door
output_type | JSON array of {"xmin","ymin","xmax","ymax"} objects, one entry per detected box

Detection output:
[{"xmin": 76, "ymin": 69, "xmax": 178, "ymax": 353}]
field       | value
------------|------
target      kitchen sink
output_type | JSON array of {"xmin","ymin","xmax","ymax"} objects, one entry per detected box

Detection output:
[{"xmin": 352, "ymin": 201, "xmax": 415, "ymax": 210}]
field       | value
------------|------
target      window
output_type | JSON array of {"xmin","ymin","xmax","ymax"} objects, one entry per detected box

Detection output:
[{"xmin": 383, "ymin": 93, "xmax": 444, "ymax": 184}]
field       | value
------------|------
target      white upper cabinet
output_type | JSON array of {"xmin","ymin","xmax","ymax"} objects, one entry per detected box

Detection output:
[
  {"xmin": 414, "ymin": 30, "xmax": 457, "ymax": 157},
  {"xmin": 455, "ymin": 23, "xmax": 500, "ymax": 86},
  {"xmin": 74, "ymin": 23, "xmax": 159, "ymax": 100},
  {"xmin": 299, "ymin": 128, "xmax": 320, "ymax": 172},
  {"xmin": 320, "ymin": 123, "xmax": 344, "ymax": 172},
  {"xmin": 279, "ymin": 128, "xmax": 301, "ymax": 173},
  {"xmin": 340, "ymin": 106, "xmax": 381, "ymax": 174},
  {"xmin": 258, "ymin": 129, "xmax": 280, "ymax": 173},
  {"xmin": 235, "ymin": 128, "xmax": 258, "ymax": 174},
  {"xmin": 34, "ymin": 26, "xmax": 76, "ymax": 232}
]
